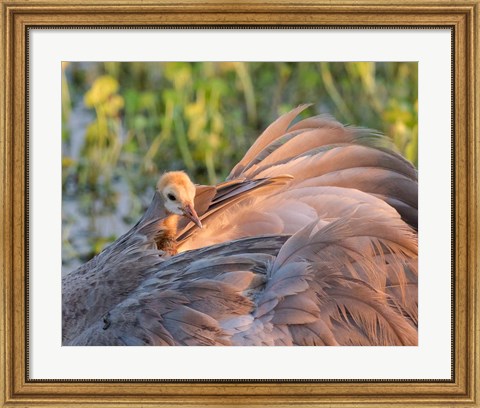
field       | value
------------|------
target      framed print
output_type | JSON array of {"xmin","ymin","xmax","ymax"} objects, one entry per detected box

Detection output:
[{"xmin": 1, "ymin": 0, "xmax": 479, "ymax": 406}]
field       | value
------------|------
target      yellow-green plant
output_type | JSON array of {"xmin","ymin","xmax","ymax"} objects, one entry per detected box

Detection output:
[{"xmin": 81, "ymin": 75, "xmax": 124, "ymax": 191}]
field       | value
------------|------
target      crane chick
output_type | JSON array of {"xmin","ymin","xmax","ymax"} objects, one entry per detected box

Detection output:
[{"xmin": 155, "ymin": 171, "xmax": 202, "ymax": 255}]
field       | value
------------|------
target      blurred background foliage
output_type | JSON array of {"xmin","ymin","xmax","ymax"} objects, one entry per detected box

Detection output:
[{"xmin": 62, "ymin": 61, "xmax": 418, "ymax": 273}]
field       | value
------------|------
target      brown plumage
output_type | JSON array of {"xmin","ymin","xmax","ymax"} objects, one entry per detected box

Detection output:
[{"xmin": 63, "ymin": 105, "xmax": 418, "ymax": 346}]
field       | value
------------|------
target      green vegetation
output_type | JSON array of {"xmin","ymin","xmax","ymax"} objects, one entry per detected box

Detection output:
[{"xmin": 62, "ymin": 61, "xmax": 418, "ymax": 272}]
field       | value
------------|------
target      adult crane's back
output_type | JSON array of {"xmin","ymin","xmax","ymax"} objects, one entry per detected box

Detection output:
[
  {"xmin": 63, "ymin": 105, "xmax": 418, "ymax": 346},
  {"xmin": 177, "ymin": 104, "xmax": 417, "ymax": 252}
]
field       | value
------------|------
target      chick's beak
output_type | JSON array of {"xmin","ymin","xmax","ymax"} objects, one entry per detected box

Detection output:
[{"xmin": 182, "ymin": 203, "xmax": 202, "ymax": 228}]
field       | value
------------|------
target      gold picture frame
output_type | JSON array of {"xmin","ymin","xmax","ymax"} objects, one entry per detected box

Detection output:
[{"xmin": 1, "ymin": 0, "xmax": 479, "ymax": 406}]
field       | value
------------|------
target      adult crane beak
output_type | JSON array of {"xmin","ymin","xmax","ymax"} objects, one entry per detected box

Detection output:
[{"xmin": 182, "ymin": 203, "xmax": 202, "ymax": 228}]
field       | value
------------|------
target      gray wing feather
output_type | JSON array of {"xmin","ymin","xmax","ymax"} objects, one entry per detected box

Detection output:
[{"xmin": 64, "ymin": 107, "xmax": 418, "ymax": 347}]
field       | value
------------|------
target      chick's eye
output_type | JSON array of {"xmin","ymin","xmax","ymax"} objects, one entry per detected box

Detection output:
[{"xmin": 167, "ymin": 193, "xmax": 176, "ymax": 201}]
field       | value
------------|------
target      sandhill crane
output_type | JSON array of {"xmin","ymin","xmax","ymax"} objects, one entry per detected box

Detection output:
[
  {"xmin": 62, "ymin": 105, "xmax": 418, "ymax": 346},
  {"xmin": 154, "ymin": 171, "xmax": 202, "ymax": 255}
]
